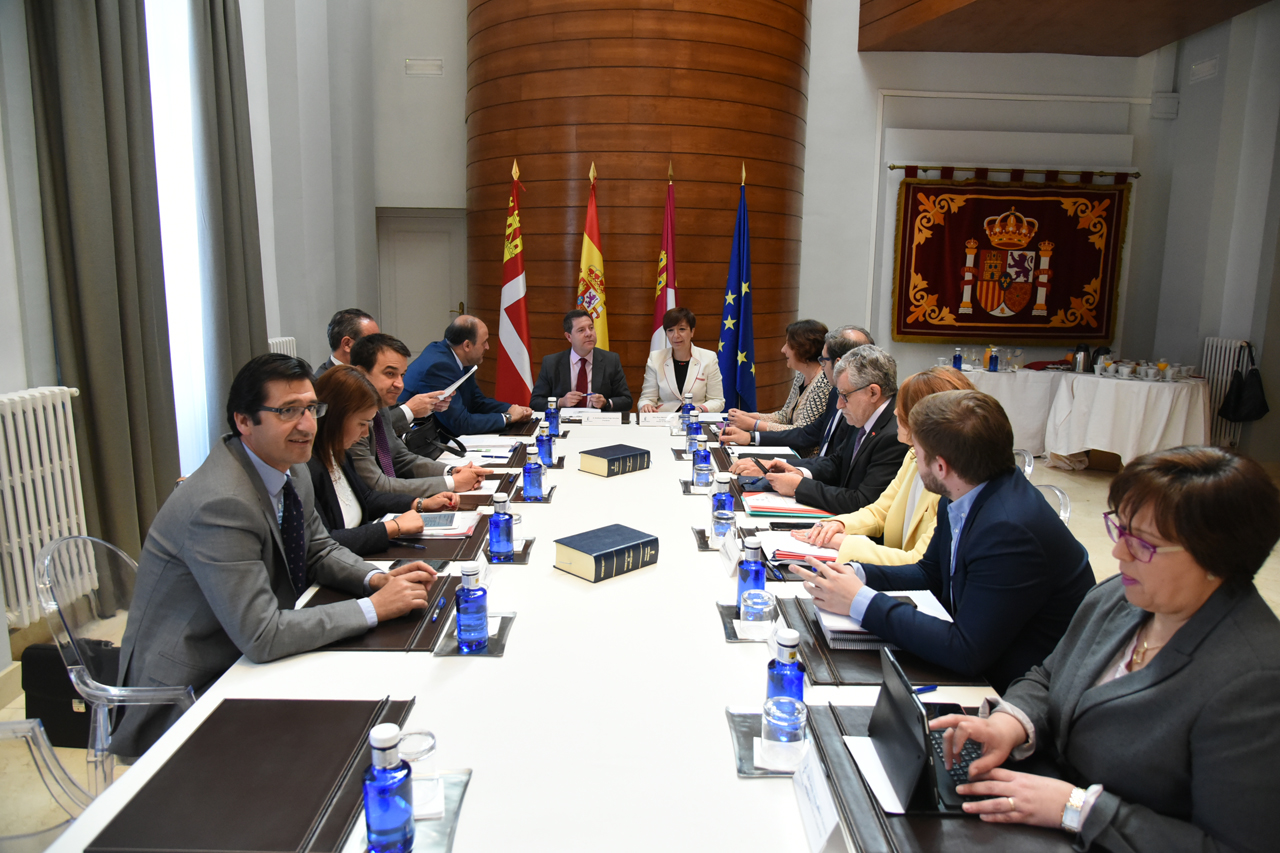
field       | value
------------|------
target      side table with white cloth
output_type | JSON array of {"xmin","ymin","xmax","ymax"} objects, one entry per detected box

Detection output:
[
  {"xmin": 1043, "ymin": 374, "xmax": 1210, "ymax": 464},
  {"xmin": 967, "ymin": 370, "xmax": 1068, "ymax": 456}
]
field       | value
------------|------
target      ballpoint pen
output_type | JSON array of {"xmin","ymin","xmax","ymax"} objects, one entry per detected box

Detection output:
[
  {"xmin": 429, "ymin": 595, "xmax": 447, "ymax": 622},
  {"xmin": 914, "ymin": 685, "xmax": 938, "ymax": 695},
  {"xmin": 391, "ymin": 540, "xmax": 427, "ymax": 550}
]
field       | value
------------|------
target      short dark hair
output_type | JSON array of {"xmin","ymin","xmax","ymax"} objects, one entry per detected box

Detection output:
[
  {"xmin": 662, "ymin": 307, "xmax": 696, "ymax": 331},
  {"xmin": 444, "ymin": 316, "xmax": 479, "ymax": 347},
  {"xmin": 312, "ymin": 365, "xmax": 381, "ymax": 471},
  {"xmin": 785, "ymin": 319, "xmax": 828, "ymax": 363},
  {"xmin": 825, "ymin": 333, "xmax": 861, "ymax": 363},
  {"xmin": 226, "ymin": 353, "xmax": 315, "ymax": 435},
  {"xmin": 350, "ymin": 333, "xmax": 411, "ymax": 371},
  {"xmin": 1109, "ymin": 446, "xmax": 1280, "ymax": 587},
  {"xmin": 909, "ymin": 390, "xmax": 1014, "ymax": 485},
  {"xmin": 563, "ymin": 309, "xmax": 592, "ymax": 334},
  {"xmin": 326, "ymin": 308, "xmax": 374, "ymax": 352}
]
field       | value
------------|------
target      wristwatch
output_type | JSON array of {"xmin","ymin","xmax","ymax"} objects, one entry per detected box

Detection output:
[
  {"xmin": 502, "ymin": 413, "xmax": 511, "ymax": 426},
  {"xmin": 1060, "ymin": 786, "xmax": 1087, "ymax": 832}
]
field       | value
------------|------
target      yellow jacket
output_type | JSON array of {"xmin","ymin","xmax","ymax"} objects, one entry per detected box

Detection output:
[{"xmin": 834, "ymin": 450, "xmax": 939, "ymax": 565}]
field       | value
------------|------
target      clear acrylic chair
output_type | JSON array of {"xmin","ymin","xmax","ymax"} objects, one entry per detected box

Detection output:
[
  {"xmin": 0, "ymin": 719, "xmax": 91, "ymax": 852},
  {"xmin": 35, "ymin": 536, "xmax": 195, "ymax": 796},
  {"xmin": 1035, "ymin": 484, "xmax": 1071, "ymax": 523},
  {"xmin": 1012, "ymin": 448, "xmax": 1035, "ymax": 478}
]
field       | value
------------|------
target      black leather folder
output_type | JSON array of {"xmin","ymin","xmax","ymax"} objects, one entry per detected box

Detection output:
[
  {"xmin": 779, "ymin": 597, "xmax": 984, "ymax": 686},
  {"xmin": 306, "ymin": 574, "xmax": 461, "ymax": 652},
  {"xmin": 88, "ymin": 697, "xmax": 413, "ymax": 853},
  {"xmin": 808, "ymin": 704, "xmax": 1073, "ymax": 853}
]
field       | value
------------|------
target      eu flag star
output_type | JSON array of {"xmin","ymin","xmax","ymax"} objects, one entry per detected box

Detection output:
[
  {"xmin": 725, "ymin": 292, "xmax": 736, "ymax": 305},
  {"xmin": 741, "ymin": 280, "xmax": 750, "ymax": 293},
  {"xmin": 718, "ymin": 340, "xmax": 724, "ymax": 352},
  {"xmin": 750, "ymin": 364, "xmax": 756, "ymax": 376},
  {"xmin": 723, "ymin": 316, "xmax": 736, "ymax": 331},
  {"xmin": 737, "ymin": 350, "xmax": 747, "ymax": 365}
]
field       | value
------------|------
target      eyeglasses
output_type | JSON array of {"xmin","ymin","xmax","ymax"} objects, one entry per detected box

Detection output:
[
  {"xmin": 837, "ymin": 383, "xmax": 874, "ymax": 403},
  {"xmin": 258, "ymin": 402, "xmax": 328, "ymax": 421},
  {"xmin": 817, "ymin": 355, "xmax": 833, "ymax": 365},
  {"xmin": 1103, "ymin": 511, "xmax": 1185, "ymax": 563}
]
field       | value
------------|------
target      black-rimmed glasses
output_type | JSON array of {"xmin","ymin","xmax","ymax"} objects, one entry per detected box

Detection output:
[{"xmin": 258, "ymin": 402, "xmax": 327, "ymax": 421}]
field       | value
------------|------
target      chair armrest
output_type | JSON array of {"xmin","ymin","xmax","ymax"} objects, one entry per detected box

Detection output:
[{"xmin": 69, "ymin": 667, "xmax": 196, "ymax": 709}]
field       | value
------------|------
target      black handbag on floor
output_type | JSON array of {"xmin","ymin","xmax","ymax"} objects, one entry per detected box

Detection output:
[{"xmin": 1218, "ymin": 343, "xmax": 1269, "ymax": 423}]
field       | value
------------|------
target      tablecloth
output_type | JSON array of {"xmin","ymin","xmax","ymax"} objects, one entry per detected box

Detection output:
[{"xmin": 1044, "ymin": 374, "xmax": 1210, "ymax": 464}]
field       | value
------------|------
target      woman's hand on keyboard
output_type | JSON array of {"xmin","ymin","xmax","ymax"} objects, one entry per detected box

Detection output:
[{"xmin": 928, "ymin": 712, "xmax": 1024, "ymax": 776}]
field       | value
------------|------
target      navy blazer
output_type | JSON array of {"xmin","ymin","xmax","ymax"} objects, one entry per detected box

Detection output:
[
  {"xmin": 400, "ymin": 340, "xmax": 509, "ymax": 437},
  {"xmin": 529, "ymin": 348, "xmax": 633, "ymax": 412},
  {"xmin": 858, "ymin": 467, "xmax": 1094, "ymax": 693},
  {"xmin": 793, "ymin": 399, "xmax": 908, "ymax": 514},
  {"xmin": 306, "ymin": 453, "xmax": 415, "ymax": 556},
  {"xmin": 756, "ymin": 388, "xmax": 848, "ymax": 457}
]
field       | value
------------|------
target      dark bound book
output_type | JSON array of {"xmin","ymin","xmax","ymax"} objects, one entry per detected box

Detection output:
[
  {"xmin": 88, "ymin": 697, "xmax": 413, "ymax": 853},
  {"xmin": 554, "ymin": 524, "xmax": 658, "ymax": 582},
  {"xmin": 578, "ymin": 443, "xmax": 650, "ymax": 477}
]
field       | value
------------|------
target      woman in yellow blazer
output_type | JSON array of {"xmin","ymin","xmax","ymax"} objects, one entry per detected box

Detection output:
[{"xmin": 794, "ymin": 366, "xmax": 973, "ymax": 564}]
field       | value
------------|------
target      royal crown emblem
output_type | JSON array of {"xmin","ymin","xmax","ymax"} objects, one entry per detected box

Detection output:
[{"xmin": 983, "ymin": 207, "xmax": 1039, "ymax": 250}]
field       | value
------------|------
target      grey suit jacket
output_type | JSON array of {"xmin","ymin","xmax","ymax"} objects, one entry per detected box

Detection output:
[
  {"xmin": 112, "ymin": 436, "xmax": 374, "ymax": 757},
  {"xmin": 530, "ymin": 347, "xmax": 632, "ymax": 411},
  {"xmin": 349, "ymin": 405, "xmax": 449, "ymax": 497},
  {"xmin": 1001, "ymin": 575, "xmax": 1280, "ymax": 853}
]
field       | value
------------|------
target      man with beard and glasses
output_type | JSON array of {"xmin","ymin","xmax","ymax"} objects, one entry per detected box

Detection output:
[{"xmin": 794, "ymin": 389, "xmax": 1094, "ymax": 692}]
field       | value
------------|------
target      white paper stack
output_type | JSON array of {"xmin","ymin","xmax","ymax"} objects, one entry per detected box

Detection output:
[
  {"xmin": 754, "ymin": 530, "xmax": 837, "ymax": 565},
  {"xmin": 815, "ymin": 589, "xmax": 951, "ymax": 650}
]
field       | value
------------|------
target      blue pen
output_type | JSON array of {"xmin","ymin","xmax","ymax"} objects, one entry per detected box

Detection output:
[
  {"xmin": 429, "ymin": 596, "xmax": 447, "ymax": 622},
  {"xmin": 481, "ymin": 454, "xmax": 510, "ymax": 459},
  {"xmin": 914, "ymin": 685, "xmax": 938, "ymax": 695},
  {"xmin": 390, "ymin": 540, "xmax": 427, "ymax": 550}
]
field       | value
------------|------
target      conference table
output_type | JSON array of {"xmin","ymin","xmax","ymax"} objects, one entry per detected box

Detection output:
[
  {"xmin": 968, "ymin": 369, "xmax": 1210, "ymax": 461},
  {"xmin": 48, "ymin": 421, "xmax": 997, "ymax": 853}
]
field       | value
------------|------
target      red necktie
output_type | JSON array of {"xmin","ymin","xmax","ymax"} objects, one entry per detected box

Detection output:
[{"xmin": 575, "ymin": 358, "xmax": 588, "ymax": 394}]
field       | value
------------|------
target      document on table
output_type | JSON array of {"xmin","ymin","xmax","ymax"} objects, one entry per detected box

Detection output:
[
  {"xmin": 742, "ymin": 492, "xmax": 832, "ymax": 518},
  {"xmin": 379, "ymin": 511, "xmax": 479, "ymax": 539},
  {"xmin": 755, "ymin": 530, "xmax": 837, "ymax": 563},
  {"xmin": 561, "ymin": 408, "xmax": 622, "ymax": 425},
  {"xmin": 638, "ymin": 412, "xmax": 680, "ymax": 427},
  {"xmin": 816, "ymin": 589, "xmax": 951, "ymax": 649},
  {"xmin": 466, "ymin": 478, "xmax": 502, "ymax": 495}
]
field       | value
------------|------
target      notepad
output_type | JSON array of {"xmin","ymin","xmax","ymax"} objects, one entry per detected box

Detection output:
[{"xmin": 816, "ymin": 589, "xmax": 951, "ymax": 650}]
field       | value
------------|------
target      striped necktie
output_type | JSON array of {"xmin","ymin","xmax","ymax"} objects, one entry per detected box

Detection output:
[{"xmin": 371, "ymin": 411, "xmax": 396, "ymax": 478}]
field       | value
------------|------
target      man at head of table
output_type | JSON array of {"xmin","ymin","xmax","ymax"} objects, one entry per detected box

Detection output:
[
  {"xmin": 110, "ymin": 354, "xmax": 438, "ymax": 759},
  {"xmin": 399, "ymin": 315, "xmax": 534, "ymax": 438},
  {"xmin": 796, "ymin": 389, "xmax": 1095, "ymax": 693},
  {"xmin": 529, "ymin": 309, "xmax": 633, "ymax": 412}
]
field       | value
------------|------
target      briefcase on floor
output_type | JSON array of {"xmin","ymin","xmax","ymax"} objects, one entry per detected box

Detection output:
[{"xmin": 23, "ymin": 643, "xmax": 88, "ymax": 747}]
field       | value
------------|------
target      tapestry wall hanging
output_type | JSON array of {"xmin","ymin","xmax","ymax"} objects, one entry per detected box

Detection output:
[{"xmin": 891, "ymin": 179, "xmax": 1131, "ymax": 344}]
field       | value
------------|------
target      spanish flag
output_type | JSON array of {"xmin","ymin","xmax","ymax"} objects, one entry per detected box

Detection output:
[{"xmin": 575, "ymin": 162, "xmax": 609, "ymax": 350}]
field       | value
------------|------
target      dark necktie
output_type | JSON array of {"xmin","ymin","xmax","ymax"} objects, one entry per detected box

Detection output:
[
  {"xmin": 575, "ymin": 358, "xmax": 589, "ymax": 394},
  {"xmin": 371, "ymin": 411, "xmax": 396, "ymax": 478},
  {"xmin": 280, "ymin": 480, "xmax": 308, "ymax": 597},
  {"xmin": 850, "ymin": 426, "xmax": 867, "ymax": 459}
]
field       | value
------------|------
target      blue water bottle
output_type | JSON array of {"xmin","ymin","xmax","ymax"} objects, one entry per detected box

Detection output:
[
  {"xmin": 679, "ymin": 392, "xmax": 696, "ymax": 434},
  {"xmin": 545, "ymin": 396, "xmax": 560, "ymax": 436},
  {"xmin": 737, "ymin": 536, "xmax": 767, "ymax": 613},
  {"xmin": 692, "ymin": 437, "xmax": 713, "ymax": 491},
  {"xmin": 455, "ymin": 562, "xmax": 489, "ymax": 653},
  {"xmin": 363, "ymin": 723, "xmax": 414, "ymax": 853},
  {"xmin": 522, "ymin": 460, "xmax": 543, "ymax": 501},
  {"xmin": 767, "ymin": 627, "xmax": 806, "ymax": 702},
  {"xmin": 488, "ymin": 493, "xmax": 514, "ymax": 562},
  {"xmin": 952, "ymin": 347, "xmax": 963, "ymax": 370},
  {"xmin": 685, "ymin": 419, "xmax": 702, "ymax": 454},
  {"xmin": 988, "ymin": 346, "xmax": 999, "ymax": 372},
  {"xmin": 710, "ymin": 472, "xmax": 735, "ymax": 546},
  {"xmin": 536, "ymin": 422, "xmax": 554, "ymax": 466}
]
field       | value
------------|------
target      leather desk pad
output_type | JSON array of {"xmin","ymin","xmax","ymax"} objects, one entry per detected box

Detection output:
[{"xmin": 306, "ymin": 575, "xmax": 461, "ymax": 652}]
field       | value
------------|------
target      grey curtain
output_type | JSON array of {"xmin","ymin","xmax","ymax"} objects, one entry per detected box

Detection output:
[
  {"xmin": 25, "ymin": 0, "xmax": 179, "ymax": 556},
  {"xmin": 190, "ymin": 0, "xmax": 268, "ymax": 446}
]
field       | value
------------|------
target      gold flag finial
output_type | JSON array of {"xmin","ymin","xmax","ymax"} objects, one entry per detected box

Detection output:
[
  {"xmin": 668, "ymin": 160, "xmax": 674, "ymax": 183},
  {"xmin": 589, "ymin": 161, "xmax": 597, "ymax": 183},
  {"xmin": 741, "ymin": 162, "xmax": 746, "ymax": 185},
  {"xmin": 512, "ymin": 159, "xmax": 519, "ymax": 181}
]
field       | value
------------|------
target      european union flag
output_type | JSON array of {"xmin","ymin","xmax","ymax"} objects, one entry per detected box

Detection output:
[{"xmin": 718, "ymin": 185, "xmax": 756, "ymax": 410}]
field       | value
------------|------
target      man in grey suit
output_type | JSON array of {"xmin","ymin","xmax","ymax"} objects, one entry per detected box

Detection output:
[
  {"xmin": 530, "ymin": 310, "xmax": 632, "ymax": 411},
  {"xmin": 113, "ymin": 355, "xmax": 437, "ymax": 758},
  {"xmin": 349, "ymin": 333, "xmax": 491, "ymax": 497},
  {"xmin": 315, "ymin": 309, "xmax": 444, "ymax": 436}
]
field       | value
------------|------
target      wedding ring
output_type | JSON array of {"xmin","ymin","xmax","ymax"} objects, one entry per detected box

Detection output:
[{"xmin": 1007, "ymin": 797, "xmax": 1016, "ymax": 811}]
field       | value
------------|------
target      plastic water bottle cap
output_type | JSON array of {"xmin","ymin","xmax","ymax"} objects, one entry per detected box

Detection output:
[
  {"xmin": 715, "ymin": 472, "xmax": 732, "ymax": 483},
  {"xmin": 459, "ymin": 562, "xmax": 481, "ymax": 577},
  {"xmin": 743, "ymin": 536, "xmax": 761, "ymax": 549},
  {"xmin": 494, "ymin": 492, "xmax": 510, "ymax": 502},
  {"xmin": 369, "ymin": 722, "xmax": 401, "ymax": 749},
  {"xmin": 776, "ymin": 627, "xmax": 800, "ymax": 649}
]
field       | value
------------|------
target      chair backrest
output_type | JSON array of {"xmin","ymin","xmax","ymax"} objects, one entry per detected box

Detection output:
[
  {"xmin": 1012, "ymin": 449, "xmax": 1034, "ymax": 478},
  {"xmin": 0, "ymin": 719, "xmax": 92, "ymax": 850},
  {"xmin": 34, "ymin": 536, "xmax": 136, "ymax": 689},
  {"xmin": 1035, "ymin": 484, "xmax": 1071, "ymax": 524}
]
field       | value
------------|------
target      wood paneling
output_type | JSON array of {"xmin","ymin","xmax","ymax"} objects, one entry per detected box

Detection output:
[
  {"xmin": 468, "ymin": 0, "xmax": 811, "ymax": 410},
  {"xmin": 858, "ymin": 0, "xmax": 1270, "ymax": 56}
]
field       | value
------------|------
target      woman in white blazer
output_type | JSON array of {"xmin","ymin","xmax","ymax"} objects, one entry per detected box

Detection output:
[{"xmin": 638, "ymin": 308, "xmax": 725, "ymax": 412}]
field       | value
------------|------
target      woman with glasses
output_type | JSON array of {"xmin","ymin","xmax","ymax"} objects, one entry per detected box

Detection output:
[
  {"xmin": 725, "ymin": 319, "xmax": 829, "ymax": 436},
  {"xmin": 793, "ymin": 366, "xmax": 972, "ymax": 563},
  {"xmin": 930, "ymin": 446, "xmax": 1280, "ymax": 852},
  {"xmin": 308, "ymin": 366, "xmax": 458, "ymax": 556}
]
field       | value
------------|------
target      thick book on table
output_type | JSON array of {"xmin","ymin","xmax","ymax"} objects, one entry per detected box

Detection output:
[
  {"xmin": 578, "ymin": 443, "xmax": 651, "ymax": 477},
  {"xmin": 305, "ymin": 574, "xmax": 461, "ymax": 652},
  {"xmin": 554, "ymin": 524, "xmax": 658, "ymax": 582},
  {"xmin": 87, "ymin": 697, "xmax": 413, "ymax": 853}
]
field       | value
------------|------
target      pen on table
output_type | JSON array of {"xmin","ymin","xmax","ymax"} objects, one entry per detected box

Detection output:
[
  {"xmin": 914, "ymin": 685, "xmax": 938, "ymax": 695},
  {"xmin": 391, "ymin": 540, "xmax": 427, "ymax": 550},
  {"xmin": 429, "ymin": 595, "xmax": 447, "ymax": 622},
  {"xmin": 481, "ymin": 454, "xmax": 510, "ymax": 459}
]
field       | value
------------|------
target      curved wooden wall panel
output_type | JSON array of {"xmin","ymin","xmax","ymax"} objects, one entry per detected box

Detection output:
[{"xmin": 467, "ymin": 0, "xmax": 810, "ymax": 407}]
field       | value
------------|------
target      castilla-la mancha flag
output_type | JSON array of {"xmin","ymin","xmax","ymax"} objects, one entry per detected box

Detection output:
[
  {"xmin": 650, "ymin": 169, "xmax": 679, "ymax": 351},
  {"xmin": 575, "ymin": 162, "xmax": 609, "ymax": 350},
  {"xmin": 496, "ymin": 160, "xmax": 532, "ymax": 405}
]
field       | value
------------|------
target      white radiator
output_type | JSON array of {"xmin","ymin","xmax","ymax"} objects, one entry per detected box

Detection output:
[
  {"xmin": 0, "ymin": 387, "xmax": 90, "ymax": 629},
  {"xmin": 1202, "ymin": 337, "xmax": 1249, "ymax": 448},
  {"xmin": 268, "ymin": 336, "xmax": 297, "ymax": 356}
]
